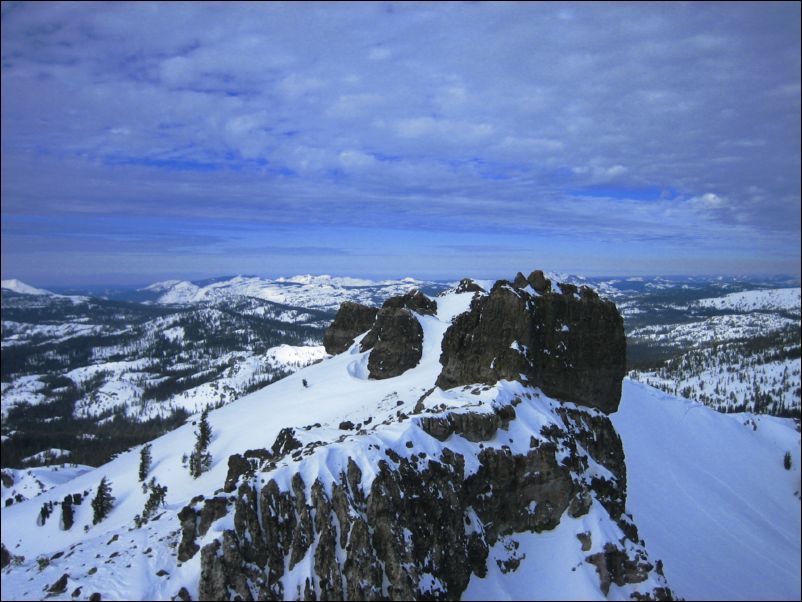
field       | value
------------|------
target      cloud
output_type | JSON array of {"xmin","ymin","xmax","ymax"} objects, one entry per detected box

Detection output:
[{"xmin": 1, "ymin": 2, "xmax": 800, "ymax": 282}]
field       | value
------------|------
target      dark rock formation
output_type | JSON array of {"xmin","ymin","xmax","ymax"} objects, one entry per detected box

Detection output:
[
  {"xmin": 381, "ymin": 289, "xmax": 437, "ymax": 316},
  {"xmin": 223, "ymin": 454, "xmax": 252, "ymax": 493},
  {"xmin": 323, "ymin": 301, "xmax": 378, "ymax": 355},
  {"xmin": 47, "ymin": 573, "xmax": 69, "ymax": 594},
  {"xmin": 586, "ymin": 544, "xmax": 653, "ymax": 596},
  {"xmin": 512, "ymin": 271, "xmax": 529, "ymax": 288},
  {"xmin": 360, "ymin": 308, "xmax": 423, "ymax": 379},
  {"xmin": 454, "ymin": 278, "xmax": 485, "ymax": 294},
  {"xmin": 0, "ymin": 543, "xmax": 10, "ymax": 569},
  {"xmin": 177, "ymin": 497, "xmax": 230, "ymax": 562},
  {"xmin": 527, "ymin": 270, "xmax": 551, "ymax": 293},
  {"xmin": 436, "ymin": 270, "xmax": 626, "ymax": 413},
  {"xmin": 197, "ymin": 403, "xmax": 672, "ymax": 601}
]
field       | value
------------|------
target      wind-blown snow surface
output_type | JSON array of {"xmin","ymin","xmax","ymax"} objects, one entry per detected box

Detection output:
[
  {"xmin": 612, "ymin": 380, "xmax": 801, "ymax": 601},
  {"xmin": 1, "ymin": 290, "xmax": 799, "ymax": 600}
]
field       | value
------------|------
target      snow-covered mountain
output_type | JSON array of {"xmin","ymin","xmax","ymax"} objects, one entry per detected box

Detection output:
[
  {"xmin": 140, "ymin": 274, "xmax": 448, "ymax": 311},
  {"xmin": 1, "ymin": 279, "xmax": 56, "ymax": 297},
  {"xmin": 2, "ymin": 274, "xmax": 798, "ymax": 601},
  {"xmin": 628, "ymin": 284, "xmax": 801, "ymax": 416}
]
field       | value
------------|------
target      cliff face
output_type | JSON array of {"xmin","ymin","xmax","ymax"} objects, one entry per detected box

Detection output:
[
  {"xmin": 193, "ymin": 399, "xmax": 668, "ymax": 601},
  {"xmin": 187, "ymin": 271, "xmax": 670, "ymax": 600},
  {"xmin": 436, "ymin": 278, "xmax": 626, "ymax": 414}
]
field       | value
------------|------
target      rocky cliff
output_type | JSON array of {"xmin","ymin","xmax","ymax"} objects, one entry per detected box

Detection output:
[
  {"xmin": 184, "ymin": 270, "xmax": 672, "ymax": 600},
  {"xmin": 437, "ymin": 274, "xmax": 626, "ymax": 414}
]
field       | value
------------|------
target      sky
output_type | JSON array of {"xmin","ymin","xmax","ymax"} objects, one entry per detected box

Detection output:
[{"xmin": 1, "ymin": 1, "xmax": 800, "ymax": 286}]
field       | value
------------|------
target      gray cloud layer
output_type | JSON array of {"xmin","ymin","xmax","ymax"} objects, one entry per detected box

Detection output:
[{"xmin": 1, "ymin": 1, "xmax": 800, "ymax": 282}]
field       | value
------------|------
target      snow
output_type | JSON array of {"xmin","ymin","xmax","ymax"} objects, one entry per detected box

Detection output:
[
  {"xmin": 0, "ymin": 279, "xmax": 54, "ymax": 296},
  {"xmin": 1, "ymin": 464, "xmax": 93, "ymax": 506},
  {"xmin": 142, "ymin": 274, "xmax": 440, "ymax": 311},
  {"xmin": 1, "ymin": 288, "xmax": 799, "ymax": 601},
  {"xmin": 612, "ymin": 379, "xmax": 801, "ymax": 601},
  {"xmin": 693, "ymin": 287, "xmax": 801, "ymax": 314},
  {"xmin": 20, "ymin": 449, "xmax": 72, "ymax": 465}
]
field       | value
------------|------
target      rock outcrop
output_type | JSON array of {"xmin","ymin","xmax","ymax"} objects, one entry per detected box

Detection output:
[
  {"xmin": 323, "ymin": 301, "xmax": 378, "ymax": 354},
  {"xmin": 198, "ymin": 401, "xmax": 672, "ymax": 600},
  {"xmin": 360, "ymin": 307, "xmax": 424, "ymax": 379},
  {"xmin": 381, "ymin": 288, "xmax": 437, "ymax": 315},
  {"xmin": 436, "ymin": 270, "xmax": 626, "ymax": 413}
]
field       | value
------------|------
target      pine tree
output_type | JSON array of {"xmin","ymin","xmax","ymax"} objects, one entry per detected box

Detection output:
[
  {"xmin": 138, "ymin": 443, "xmax": 152, "ymax": 483},
  {"xmin": 140, "ymin": 478, "xmax": 168, "ymax": 524},
  {"xmin": 189, "ymin": 407, "xmax": 213, "ymax": 478},
  {"xmin": 91, "ymin": 477, "xmax": 115, "ymax": 525}
]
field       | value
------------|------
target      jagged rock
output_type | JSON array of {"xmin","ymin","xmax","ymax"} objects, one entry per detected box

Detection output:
[
  {"xmin": 382, "ymin": 289, "xmax": 437, "ymax": 315},
  {"xmin": 0, "ymin": 470, "xmax": 12, "ymax": 488},
  {"xmin": 1, "ymin": 543, "xmax": 10, "ymax": 569},
  {"xmin": 177, "ymin": 505, "xmax": 200, "ymax": 562},
  {"xmin": 512, "ymin": 271, "xmax": 529, "ymax": 288},
  {"xmin": 577, "ymin": 531, "xmax": 592, "ymax": 552},
  {"xmin": 360, "ymin": 307, "xmax": 424, "ymax": 379},
  {"xmin": 454, "ymin": 278, "xmax": 485, "ymax": 294},
  {"xmin": 174, "ymin": 587, "xmax": 192, "ymax": 601},
  {"xmin": 527, "ymin": 270, "xmax": 551, "ymax": 293},
  {"xmin": 199, "ymin": 497, "xmax": 228, "ymax": 537},
  {"xmin": 47, "ymin": 573, "xmax": 69, "ymax": 594},
  {"xmin": 197, "ymin": 401, "xmax": 673, "ymax": 601},
  {"xmin": 586, "ymin": 543, "xmax": 652, "ymax": 596},
  {"xmin": 323, "ymin": 301, "xmax": 378, "ymax": 354},
  {"xmin": 271, "ymin": 427, "xmax": 302, "ymax": 458},
  {"xmin": 339, "ymin": 420, "xmax": 355, "ymax": 430},
  {"xmin": 419, "ymin": 416, "xmax": 454, "ymax": 441},
  {"xmin": 89, "ymin": 594, "xmax": 101, "ymax": 602},
  {"xmin": 436, "ymin": 270, "xmax": 626, "ymax": 413},
  {"xmin": 223, "ymin": 454, "xmax": 251, "ymax": 493},
  {"xmin": 450, "ymin": 411, "xmax": 500, "ymax": 442}
]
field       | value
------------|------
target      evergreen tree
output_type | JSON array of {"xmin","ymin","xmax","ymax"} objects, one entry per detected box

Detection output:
[
  {"xmin": 91, "ymin": 477, "xmax": 115, "ymax": 525},
  {"xmin": 142, "ymin": 478, "xmax": 168, "ymax": 521},
  {"xmin": 138, "ymin": 443, "xmax": 152, "ymax": 483},
  {"xmin": 189, "ymin": 407, "xmax": 213, "ymax": 478}
]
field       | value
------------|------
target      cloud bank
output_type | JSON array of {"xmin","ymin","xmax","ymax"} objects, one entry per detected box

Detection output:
[{"xmin": 1, "ymin": 2, "xmax": 800, "ymax": 284}]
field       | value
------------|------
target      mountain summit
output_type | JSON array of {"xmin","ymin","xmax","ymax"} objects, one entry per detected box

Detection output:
[{"xmin": 1, "ymin": 269, "xmax": 799, "ymax": 601}]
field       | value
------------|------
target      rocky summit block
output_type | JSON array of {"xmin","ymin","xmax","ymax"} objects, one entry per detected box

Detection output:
[
  {"xmin": 323, "ymin": 301, "xmax": 378, "ymax": 355},
  {"xmin": 381, "ymin": 288, "xmax": 438, "ymax": 315},
  {"xmin": 361, "ymin": 307, "xmax": 424, "ymax": 379},
  {"xmin": 436, "ymin": 271, "xmax": 626, "ymax": 413}
]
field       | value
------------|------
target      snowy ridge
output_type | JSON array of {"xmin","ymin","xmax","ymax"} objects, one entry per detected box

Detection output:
[
  {"xmin": 693, "ymin": 287, "xmax": 801, "ymax": 314},
  {"xmin": 141, "ymin": 274, "xmax": 439, "ymax": 310},
  {"xmin": 1, "ymin": 280, "xmax": 55, "ymax": 296},
  {"xmin": 2, "ymin": 289, "xmax": 799, "ymax": 600},
  {"xmin": 2, "ymin": 464, "xmax": 93, "ymax": 507}
]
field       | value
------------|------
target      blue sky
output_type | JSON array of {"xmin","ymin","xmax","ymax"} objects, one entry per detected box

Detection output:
[{"xmin": 1, "ymin": 2, "xmax": 800, "ymax": 286}]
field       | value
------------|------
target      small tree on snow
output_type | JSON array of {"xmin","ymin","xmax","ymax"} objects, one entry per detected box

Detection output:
[
  {"xmin": 189, "ymin": 407, "xmax": 213, "ymax": 478},
  {"xmin": 139, "ymin": 443, "xmax": 152, "ymax": 483},
  {"xmin": 91, "ymin": 477, "xmax": 115, "ymax": 525}
]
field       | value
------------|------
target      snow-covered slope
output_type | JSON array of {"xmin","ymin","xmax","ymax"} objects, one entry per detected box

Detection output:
[
  {"xmin": 1, "ymin": 464, "xmax": 93, "ymax": 507},
  {"xmin": 1, "ymin": 289, "xmax": 799, "ymax": 600},
  {"xmin": 693, "ymin": 287, "xmax": 801, "ymax": 314},
  {"xmin": 1, "ymin": 280, "xmax": 55, "ymax": 296},
  {"xmin": 142, "ymin": 274, "xmax": 444, "ymax": 310},
  {"xmin": 613, "ymin": 380, "xmax": 801, "ymax": 600}
]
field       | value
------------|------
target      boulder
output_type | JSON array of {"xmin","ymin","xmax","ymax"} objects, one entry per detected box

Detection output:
[
  {"xmin": 360, "ymin": 308, "xmax": 424, "ymax": 379},
  {"xmin": 436, "ymin": 270, "xmax": 626, "ymax": 414},
  {"xmin": 323, "ymin": 302, "xmax": 378, "ymax": 355},
  {"xmin": 454, "ymin": 278, "xmax": 485, "ymax": 294}
]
